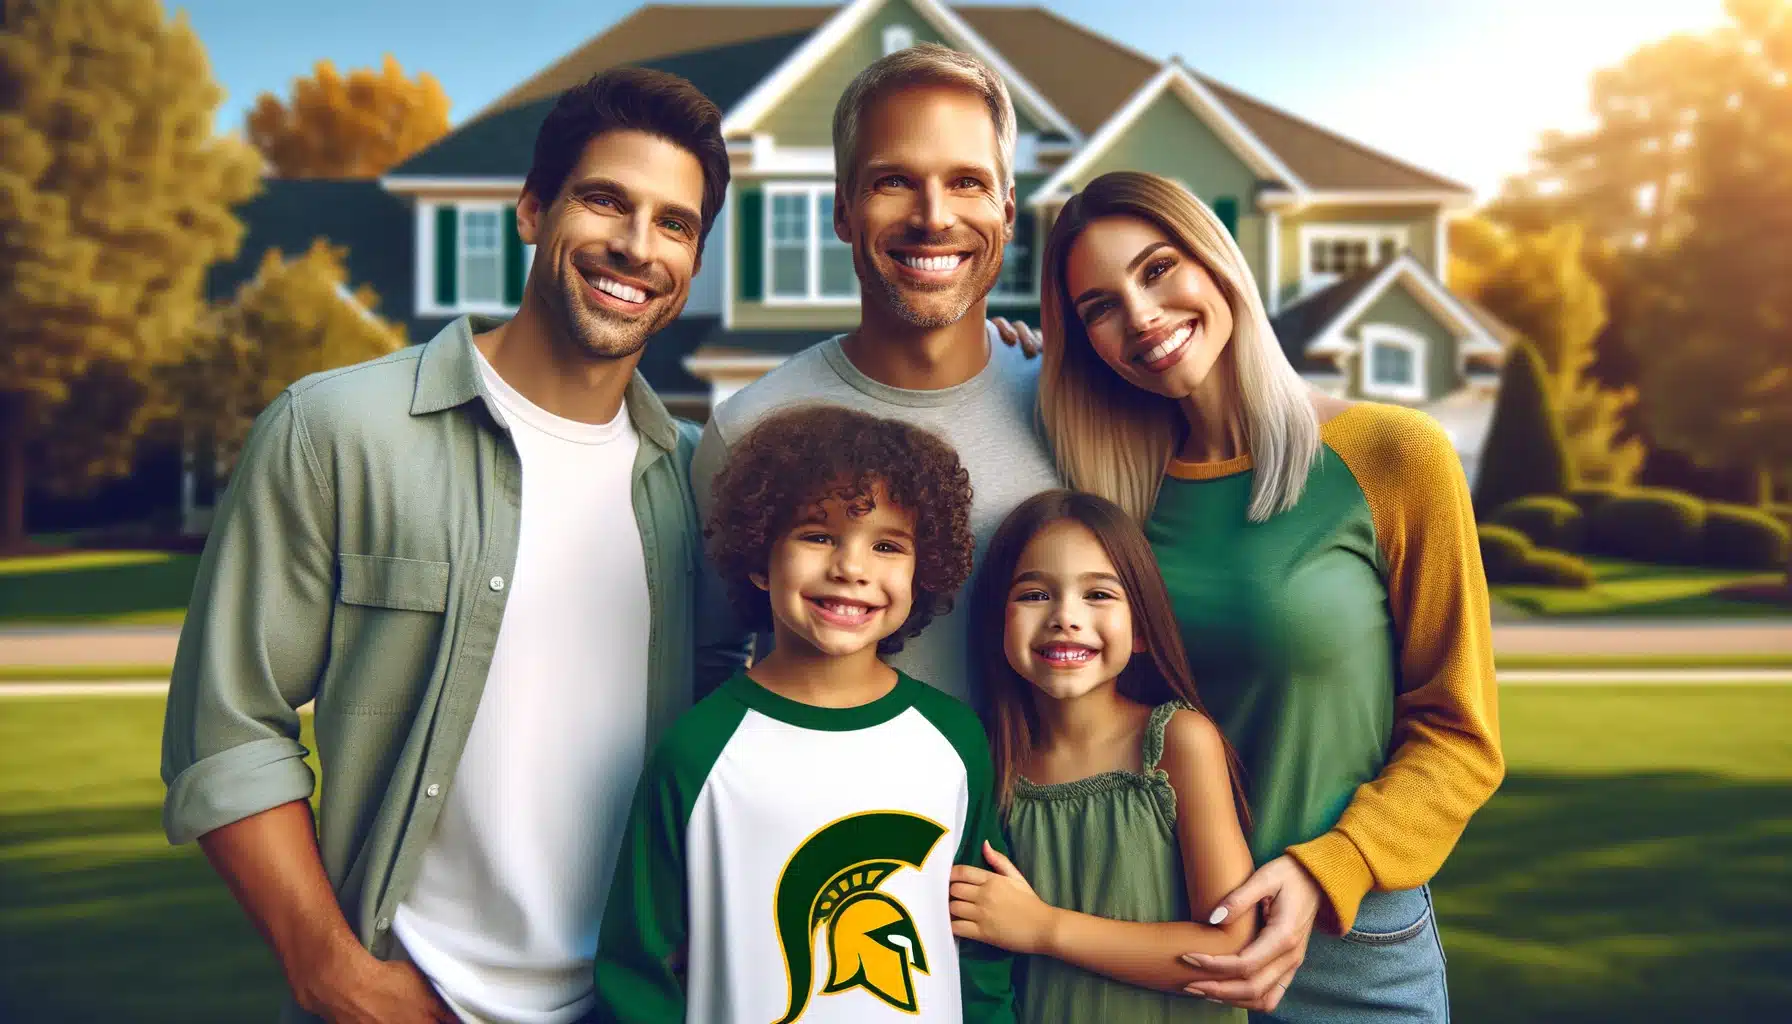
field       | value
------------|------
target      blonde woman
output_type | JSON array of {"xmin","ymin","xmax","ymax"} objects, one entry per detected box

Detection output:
[{"xmin": 1034, "ymin": 171, "xmax": 1502, "ymax": 1023}]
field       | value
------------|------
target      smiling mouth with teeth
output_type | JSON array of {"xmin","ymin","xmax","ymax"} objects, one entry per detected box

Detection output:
[
  {"xmin": 1136, "ymin": 318, "xmax": 1201, "ymax": 369},
  {"xmin": 585, "ymin": 271, "xmax": 649, "ymax": 305},
  {"xmin": 808, "ymin": 596, "xmax": 882, "ymax": 625},
  {"xmin": 1036, "ymin": 642, "xmax": 1100, "ymax": 666},
  {"xmin": 893, "ymin": 252, "xmax": 967, "ymax": 273}
]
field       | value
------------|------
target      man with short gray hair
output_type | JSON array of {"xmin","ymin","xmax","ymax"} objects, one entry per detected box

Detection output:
[{"xmin": 692, "ymin": 43, "xmax": 1060, "ymax": 705}]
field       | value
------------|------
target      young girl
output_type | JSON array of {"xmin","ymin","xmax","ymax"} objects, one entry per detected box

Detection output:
[{"xmin": 948, "ymin": 489, "xmax": 1256, "ymax": 1022}]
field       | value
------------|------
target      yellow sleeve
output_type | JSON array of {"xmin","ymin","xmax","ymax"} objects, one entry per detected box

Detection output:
[{"xmin": 1286, "ymin": 403, "xmax": 1505, "ymax": 934}]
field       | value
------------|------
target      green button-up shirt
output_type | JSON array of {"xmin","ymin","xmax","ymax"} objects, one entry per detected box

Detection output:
[{"xmin": 160, "ymin": 316, "xmax": 742, "ymax": 1020}]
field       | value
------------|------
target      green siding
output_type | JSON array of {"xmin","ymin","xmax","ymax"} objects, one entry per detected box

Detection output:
[
  {"xmin": 502, "ymin": 205, "xmax": 523, "ymax": 306},
  {"xmin": 1345, "ymin": 278, "xmax": 1462, "ymax": 401},
  {"xmin": 434, "ymin": 205, "xmax": 458, "ymax": 306},
  {"xmin": 754, "ymin": 0, "xmax": 1043, "ymax": 146},
  {"xmin": 1067, "ymin": 90, "xmax": 1265, "ymax": 288},
  {"xmin": 736, "ymin": 187, "xmax": 764, "ymax": 301},
  {"xmin": 1276, "ymin": 204, "xmax": 1441, "ymax": 309}
]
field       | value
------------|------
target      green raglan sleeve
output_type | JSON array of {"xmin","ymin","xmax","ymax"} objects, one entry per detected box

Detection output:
[
  {"xmin": 594, "ymin": 686, "xmax": 749, "ymax": 1023},
  {"xmin": 912, "ymin": 687, "xmax": 1018, "ymax": 1024}
]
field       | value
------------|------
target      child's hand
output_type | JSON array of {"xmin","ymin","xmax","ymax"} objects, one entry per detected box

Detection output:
[{"xmin": 949, "ymin": 840, "xmax": 1058, "ymax": 955}]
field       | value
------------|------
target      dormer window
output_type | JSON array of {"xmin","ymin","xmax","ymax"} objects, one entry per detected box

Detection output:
[{"xmin": 883, "ymin": 24, "xmax": 914, "ymax": 54}]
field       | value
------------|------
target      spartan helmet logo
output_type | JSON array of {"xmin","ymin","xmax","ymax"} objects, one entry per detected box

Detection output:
[{"xmin": 771, "ymin": 811, "xmax": 946, "ymax": 1023}]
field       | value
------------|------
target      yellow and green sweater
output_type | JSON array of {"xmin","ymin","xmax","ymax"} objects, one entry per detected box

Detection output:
[{"xmin": 1145, "ymin": 402, "xmax": 1504, "ymax": 935}]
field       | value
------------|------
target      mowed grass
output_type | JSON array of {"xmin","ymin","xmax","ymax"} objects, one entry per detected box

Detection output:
[
  {"xmin": 3, "ymin": 687, "xmax": 1790, "ymax": 1022},
  {"xmin": 1493, "ymin": 557, "xmax": 1791, "ymax": 618},
  {"xmin": 0, "ymin": 550, "xmax": 196, "ymax": 625}
]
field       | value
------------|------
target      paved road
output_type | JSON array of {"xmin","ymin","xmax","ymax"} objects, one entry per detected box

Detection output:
[{"xmin": 2, "ymin": 619, "xmax": 1788, "ymax": 668}]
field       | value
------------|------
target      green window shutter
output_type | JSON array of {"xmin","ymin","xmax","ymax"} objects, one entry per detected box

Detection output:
[
  {"xmin": 1012, "ymin": 210, "xmax": 1037, "ymax": 291},
  {"xmin": 736, "ymin": 187, "xmax": 763, "ymax": 302},
  {"xmin": 434, "ymin": 205, "xmax": 458, "ymax": 306},
  {"xmin": 1212, "ymin": 196, "xmax": 1239, "ymax": 239},
  {"xmin": 502, "ymin": 204, "xmax": 524, "ymax": 306}
]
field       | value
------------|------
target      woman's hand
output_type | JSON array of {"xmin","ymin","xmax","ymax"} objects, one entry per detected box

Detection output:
[
  {"xmin": 1179, "ymin": 855, "xmax": 1321, "ymax": 1012},
  {"xmin": 949, "ymin": 841, "xmax": 1058, "ymax": 955},
  {"xmin": 990, "ymin": 317, "xmax": 1042, "ymax": 358}
]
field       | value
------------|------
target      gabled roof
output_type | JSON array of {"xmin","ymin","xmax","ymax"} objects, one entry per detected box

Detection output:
[
  {"xmin": 720, "ymin": 0, "xmax": 1080, "ymax": 142},
  {"xmin": 1274, "ymin": 252, "xmax": 1505, "ymax": 369},
  {"xmin": 390, "ymin": 3, "xmax": 1468, "ymax": 198},
  {"xmin": 390, "ymin": 31, "xmax": 817, "ymax": 179}
]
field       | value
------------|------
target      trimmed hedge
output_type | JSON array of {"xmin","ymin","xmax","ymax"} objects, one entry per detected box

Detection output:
[
  {"xmin": 1478, "ymin": 524, "xmax": 1594, "ymax": 588},
  {"xmin": 1473, "ymin": 343, "xmax": 1572, "ymax": 515},
  {"xmin": 1492, "ymin": 496, "xmax": 1586, "ymax": 552},
  {"xmin": 1567, "ymin": 486, "xmax": 1618, "ymax": 519},
  {"xmin": 1704, "ymin": 503, "xmax": 1791, "ymax": 570},
  {"xmin": 1585, "ymin": 488, "xmax": 1707, "ymax": 564}
]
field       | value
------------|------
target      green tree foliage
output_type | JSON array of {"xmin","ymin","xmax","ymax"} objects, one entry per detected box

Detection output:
[
  {"xmin": 247, "ymin": 55, "xmax": 450, "ymax": 178},
  {"xmin": 0, "ymin": 0, "xmax": 261, "ymax": 547},
  {"xmin": 1474, "ymin": 343, "xmax": 1572, "ymax": 515},
  {"xmin": 160, "ymin": 240, "xmax": 405, "ymax": 473},
  {"xmin": 1450, "ymin": 217, "xmax": 1644, "ymax": 486}
]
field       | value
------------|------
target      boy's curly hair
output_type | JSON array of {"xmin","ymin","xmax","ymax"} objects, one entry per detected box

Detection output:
[{"xmin": 707, "ymin": 405, "xmax": 975, "ymax": 655}]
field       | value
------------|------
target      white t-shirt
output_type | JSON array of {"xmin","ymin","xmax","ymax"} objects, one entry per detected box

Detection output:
[{"xmin": 394, "ymin": 349, "xmax": 650, "ymax": 1023}]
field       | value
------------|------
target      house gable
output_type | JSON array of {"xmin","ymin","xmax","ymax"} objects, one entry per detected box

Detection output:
[
  {"xmin": 722, "ymin": 0, "xmax": 1078, "ymax": 147},
  {"xmin": 1346, "ymin": 283, "xmax": 1463, "ymax": 402}
]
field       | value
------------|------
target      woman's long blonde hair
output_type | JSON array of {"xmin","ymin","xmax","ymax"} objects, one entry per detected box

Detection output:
[{"xmin": 1038, "ymin": 172, "xmax": 1319, "ymax": 523}]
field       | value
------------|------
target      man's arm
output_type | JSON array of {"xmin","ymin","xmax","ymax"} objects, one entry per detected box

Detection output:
[
  {"xmin": 161, "ymin": 390, "xmax": 449, "ymax": 1022},
  {"xmin": 200, "ymin": 803, "xmax": 456, "ymax": 1023},
  {"xmin": 688, "ymin": 416, "xmax": 751, "ymax": 695}
]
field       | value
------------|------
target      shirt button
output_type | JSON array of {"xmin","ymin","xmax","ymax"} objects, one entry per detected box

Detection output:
[
  {"xmin": 375, "ymin": 917, "xmax": 391, "ymax": 932},
  {"xmin": 489, "ymin": 575, "xmax": 505, "ymax": 592},
  {"xmin": 425, "ymin": 784, "xmax": 441, "ymax": 798}
]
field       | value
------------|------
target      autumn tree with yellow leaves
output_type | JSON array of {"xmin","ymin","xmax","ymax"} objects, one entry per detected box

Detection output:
[
  {"xmin": 0, "ymin": 0, "xmax": 262, "ymax": 549},
  {"xmin": 161, "ymin": 240, "xmax": 404, "ymax": 474},
  {"xmin": 248, "ymin": 55, "xmax": 450, "ymax": 178}
]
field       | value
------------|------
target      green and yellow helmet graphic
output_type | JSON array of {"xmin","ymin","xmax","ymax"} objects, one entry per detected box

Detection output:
[{"xmin": 771, "ymin": 811, "xmax": 947, "ymax": 1023}]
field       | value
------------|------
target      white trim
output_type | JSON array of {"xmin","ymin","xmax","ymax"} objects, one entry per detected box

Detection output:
[
  {"xmin": 1028, "ymin": 61, "xmax": 1307, "ymax": 206},
  {"xmin": 1310, "ymin": 252, "xmax": 1502, "ymax": 358},
  {"xmin": 749, "ymin": 135, "xmax": 836, "ymax": 174},
  {"xmin": 380, "ymin": 175, "xmax": 525, "ymax": 195},
  {"xmin": 763, "ymin": 182, "xmax": 859, "ymax": 304},
  {"xmin": 1359, "ymin": 323, "xmax": 1428, "ymax": 402},
  {"xmin": 1265, "ymin": 208, "xmax": 1281, "ymax": 314},
  {"xmin": 682, "ymin": 352, "xmax": 791, "ymax": 377},
  {"xmin": 1297, "ymin": 222, "xmax": 1410, "ymax": 296},
  {"xmin": 415, "ymin": 200, "xmax": 437, "ymax": 317},
  {"xmin": 720, "ymin": 0, "xmax": 1081, "ymax": 144},
  {"xmin": 1259, "ymin": 188, "xmax": 1474, "ymax": 211}
]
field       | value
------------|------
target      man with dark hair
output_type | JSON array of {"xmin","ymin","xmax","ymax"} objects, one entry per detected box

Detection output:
[{"xmin": 161, "ymin": 66, "xmax": 727, "ymax": 1024}]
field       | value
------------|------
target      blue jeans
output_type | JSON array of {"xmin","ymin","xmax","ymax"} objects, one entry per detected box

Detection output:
[{"xmin": 1251, "ymin": 884, "xmax": 1450, "ymax": 1024}]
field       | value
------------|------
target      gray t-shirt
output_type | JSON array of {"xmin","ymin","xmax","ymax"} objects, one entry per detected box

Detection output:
[{"xmin": 691, "ymin": 326, "xmax": 1063, "ymax": 704}]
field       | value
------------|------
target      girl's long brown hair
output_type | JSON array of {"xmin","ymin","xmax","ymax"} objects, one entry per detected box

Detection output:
[{"xmin": 973, "ymin": 489, "xmax": 1251, "ymax": 828}]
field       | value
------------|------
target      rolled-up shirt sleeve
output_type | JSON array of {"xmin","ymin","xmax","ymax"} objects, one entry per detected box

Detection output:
[{"xmin": 161, "ymin": 389, "xmax": 336, "ymax": 845}]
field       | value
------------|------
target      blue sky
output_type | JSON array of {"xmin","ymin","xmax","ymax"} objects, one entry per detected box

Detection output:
[{"xmin": 175, "ymin": 0, "xmax": 1726, "ymax": 199}]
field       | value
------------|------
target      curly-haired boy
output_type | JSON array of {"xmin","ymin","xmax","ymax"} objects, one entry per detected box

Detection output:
[{"xmin": 594, "ymin": 405, "xmax": 1015, "ymax": 1023}]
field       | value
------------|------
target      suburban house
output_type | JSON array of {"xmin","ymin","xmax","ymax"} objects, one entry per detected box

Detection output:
[{"xmin": 215, "ymin": 0, "xmax": 1512, "ymax": 480}]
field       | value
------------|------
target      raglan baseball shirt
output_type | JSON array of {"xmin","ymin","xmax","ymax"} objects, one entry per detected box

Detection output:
[{"xmin": 592, "ymin": 670, "xmax": 1015, "ymax": 1024}]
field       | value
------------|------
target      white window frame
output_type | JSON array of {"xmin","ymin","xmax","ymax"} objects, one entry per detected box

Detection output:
[
  {"xmin": 457, "ymin": 204, "xmax": 508, "ymax": 311},
  {"xmin": 763, "ymin": 182, "xmax": 858, "ymax": 305},
  {"xmin": 1299, "ymin": 223, "xmax": 1408, "ymax": 296},
  {"xmin": 883, "ymin": 24, "xmax": 915, "ymax": 55},
  {"xmin": 1358, "ymin": 323, "xmax": 1428, "ymax": 402}
]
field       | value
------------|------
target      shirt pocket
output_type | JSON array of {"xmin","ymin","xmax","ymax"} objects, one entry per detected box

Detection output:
[{"xmin": 329, "ymin": 554, "xmax": 453, "ymax": 712}]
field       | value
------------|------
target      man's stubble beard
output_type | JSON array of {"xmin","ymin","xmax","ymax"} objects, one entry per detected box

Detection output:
[
  {"xmin": 857, "ymin": 233, "xmax": 1003, "ymax": 331},
  {"xmin": 549, "ymin": 262, "xmax": 682, "ymax": 361}
]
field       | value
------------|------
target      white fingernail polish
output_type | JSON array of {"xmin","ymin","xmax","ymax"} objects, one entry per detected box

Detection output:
[{"xmin": 1208, "ymin": 906, "xmax": 1229, "ymax": 925}]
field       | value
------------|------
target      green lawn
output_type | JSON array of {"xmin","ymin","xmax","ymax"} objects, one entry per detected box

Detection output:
[
  {"xmin": 0, "ymin": 550, "xmax": 195, "ymax": 625},
  {"xmin": 3, "ymin": 687, "xmax": 1789, "ymax": 1021},
  {"xmin": 1493, "ymin": 557, "xmax": 1791, "ymax": 618}
]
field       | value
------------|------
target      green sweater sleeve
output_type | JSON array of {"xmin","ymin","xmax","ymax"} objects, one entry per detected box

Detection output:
[
  {"xmin": 594, "ymin": 688, "xmax": 748, "ymax": 1023},
  {"xmin": 911, "ymin": 684, "xmax": 1018, "ymax": 1024}
]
